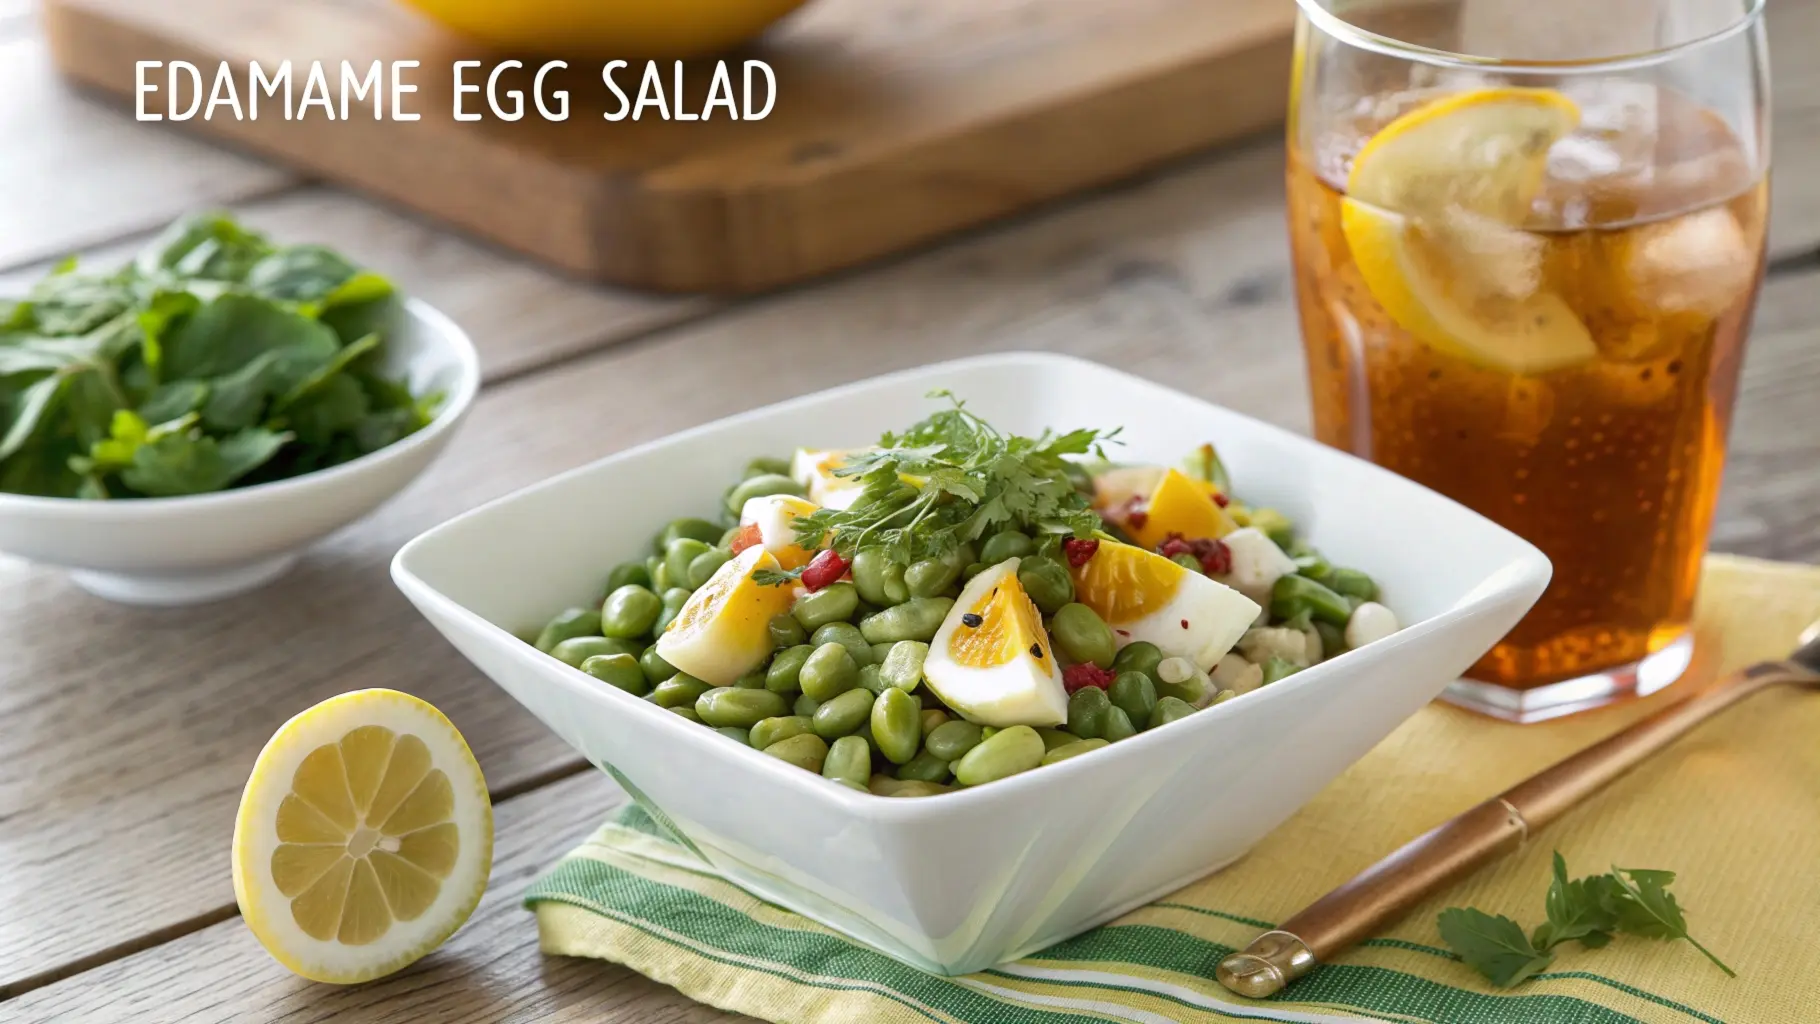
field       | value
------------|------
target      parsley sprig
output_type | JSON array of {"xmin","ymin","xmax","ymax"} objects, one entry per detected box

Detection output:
[
  {"xmin": 1437, "ymin": 852, "xmax": 1734, "ymax": 988},
  {"xmin": 753, "ymin": 392, "xmax": 1117, "ymax": 585}
]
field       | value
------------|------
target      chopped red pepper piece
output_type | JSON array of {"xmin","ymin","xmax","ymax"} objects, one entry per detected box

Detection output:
[
  {"xmin": 728, "ymin": 523, "xmax": 762, "ymax": 555},
  {"xmin": 1062, "ymin": 537, "xmax": 1100, "ymax": 568},
  {"xmin": 1063, "ymin": 663, "xmax": 1117, "ymax": 693},
  {"xmin": 799, "ymin": 548, "xmax": 850, "ymax": 592},
  {"xmin": 1211, "ymin": 491, "xmax": 1231, "ymax": 508}
]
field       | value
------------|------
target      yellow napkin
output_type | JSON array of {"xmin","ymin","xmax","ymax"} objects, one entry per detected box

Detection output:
[{"xmin": 528, "ymin": 554, "xmax": 1820, "ymax": 1024}]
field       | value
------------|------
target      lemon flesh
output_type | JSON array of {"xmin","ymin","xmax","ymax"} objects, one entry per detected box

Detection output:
[
  {"xmin": 233, "ymin": 689, "xmax": 492, "ymax": 984},
  {"xmin": 1342, "ymin": 88, "xmax": 1598, "ymax": 375}
]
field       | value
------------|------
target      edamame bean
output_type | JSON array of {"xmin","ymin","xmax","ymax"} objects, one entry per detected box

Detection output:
[
  {"xmin": 979, "ymin": 531, "xmax": 1035, "ymax": 564},
  {"xmin": 794, "ymin": 582, "xmax": 860, "ymax": 630},
  {"xmin": 551, "ymin": 635, "xmax": 641, "ymax": 668},
  {"xmin": 669, "ymin": 706, "xmax": 703, "ymax": 723},
  {"xmin": 1103, "ymin": 706, "xmax": 1137, "ymax": 742},
  {"xmin": 897, "ymin": 750, "xmax": 950, "ymax": 782},
  {"xmin": 920, "ymin": 709, "xmax": 949, "ymax": 735},
  {"xmin": 813, "ymin": 688, "xmax": 875, "ymax": 739},
  {"xmin": 659, "ymin": 517, "xmax": 725, "ymax": 551},
  {"xmin": 1067, "ymin": 686, "xmax": 1111, "ymax": 738},
  {"xmin": 665, "ymin": 538, "xmax": 713, "ymax": 587},
  {"xmin": 653, "ymin": 587, "xmax": 692, "ymax": 635},
  {"xmin": 1111, "ymin": 641, "xmax": 1163, "ymax": 683},
  {"xmin": 1260, "ymin": 656, "xmax": 1301, "ymax": 685},
  {"xmin": 856, "ymin": 664, "xmax": 888, "ymax": 695},
  {"xmin": 1041, "ymin": 738, "xmax": 1109, "ymax": 765},
  {"xmin": 812, "ymin": 621, "xmax": 872, "ymax": 667},
  {"xmin": 744, "ymin": 455, "xmax": 792, "ymax": 479},
  {"xmin": 768, "ymin": 614, "xmax": 808, "ymax": 649},
  {"xmin": 878, "ymin": 641, "xmax": 927, "ymax": 692},
  {"xmin": 823, "ymin": 736, "xmax": 872, "ymax": 788},
  {"xmin": 905, "ymin": 558, "xmax": 959, "ymax": 599},
  {"xmin": 726, "ymin": 473, "xmax": 805, "ymax": 515},
  {"xmin": 1052, "ymin": 603, "xmax": 1116, "ymax": 668},
  {"xmin": 1248, "ymin": 507, "xmax": 1295, "ymax": 548},
  {"xmin": 799, "ymin": 643, "xmax": 859, "ymax": 701},
  {"xmin": 1109, "ymin": 671, "xmax": 1158, "ymax": 727},
  {"xmin": 850, "ymin": 549, "xmax": 909, "ymax": 607},
  {"xmin": 601, "ymin": 585, "xmax": 663, "ymax": 639},
  {"xmin": 1147, "ymin": 696, "xmax": 1196, "ymax": 730},
  {"xmin": 1270, "ymin": 574, "xmax": 1352, "ymax": 626},
  {"xmin": 870, "ymin": 642, "xmax": 897, "ymax": 665},
  {"xmin": 534, "ymin": 607, "xmax": 600, "ymax": 652},
  {"xmin": 605, "ymin": 561, "xmax": 651, "ymax": 592},
  {"xmin": 793, "ymin": 693, "xmax": 820, "ymax": 717},
  {"xmin": 716, "ymin": 726, "xmax": 751, "ymax": 744},
  {"xmin": 764, "ymin": 733, "xmax": 828, "ymax": 772},
  {"xmin": 580, "ymin": 653, "xmax": 650, "ymax": 695},
  {"xmin": 953, "ymin": 725, "xmax": 1044, "ymax": 785},
  {"xmin": 750, "ymin": 715, "xmax": 813, "ymax": 750},
  {"xmin": 687, "ymin": 548, "xmax": 733, "ymax": 589},
  {"xmin": 651, "ymin": 560, "xmax": 676, "ymax": 592},
  {"xmin": 1016, "ymin": 556, "xmax": 1075, "ymax": 615},
  {"xmin": 1155, "ymin": 661, "xmax": 1219, "ymax": 709},
  {"xmin": 858, "ymin": 597, "xmax": 953, "ymax": 644},
  {"xmin": 1294, "ymin": 552, "xmax": 1332, "ymax": 582},
  {"xmin": 736, "ymin": 669, "xmax": 768, "ymax": 688},
  {"xmin": 766, "ymin": 644, "xmax": 814, "ymax": 693},
  {"xmin": 640, "ymin": 645, "xmax": 679, "ymax": 684},
  {"xmin": 871, "ymin": 687, "xmax": 922, "ymax": 764},
  {"xmin": 869, "ymin": 776, "xmax": 950, "ymax": 797},
  {"xmin": 696, "ymin": 687, "xmax": 790, "ymax": 728},
  {"xmin": 962, "ymin": 561, "xmax": 989, "ymax": 581},
  {"xmin": 1036, "ymin": 727, "xmax": 1080, "ymax": 752},
  {"xmin": 653, "ymin": 674, "xmax": 712, "ymax": 708},
  {"xmin": 1327, "ymin": 568, "xmax": 1378, "ymax": 601},
  {"xmin": 1170, "ymin": 553, "xmax": 1204, "ymax": 573},
  {"xmin": 1313, "ymin": 620, "xmax": 1345, "ymax": 660},
  {"xmin": 925, "ymin": 720, "xmax": 986, "ymax": 761}
]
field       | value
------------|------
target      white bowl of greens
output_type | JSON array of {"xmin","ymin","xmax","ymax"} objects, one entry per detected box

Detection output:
[{"xmin": 0, "ymin": 214, "xmax": 479, "ymax": 605}]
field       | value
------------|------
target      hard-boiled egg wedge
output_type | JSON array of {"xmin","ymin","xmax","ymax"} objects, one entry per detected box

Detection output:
[
  {"xmin": 738, "ymin": 493, "xmax": 821, "ymax": 570},
  {"xmin": 791, "ymin": 448, "xmax": 869, "ymax": 511},
  {"xmin": 656, "ymin": 546, "xmax": 796, "ymax": 686},
  {"xmin": 924, "ymin": 558, "xmax": 1067, "ymax": 728},
  {"xmin": 1071, "ymin": 540, "xmax": 1259, "ymax": 670},
  {"xmin": 1122, "ymin": 468, "xmax": 1238, "ymax": 550}
]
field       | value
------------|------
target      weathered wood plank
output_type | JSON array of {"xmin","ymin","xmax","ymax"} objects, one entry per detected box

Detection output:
[
  {"xmin": 0, "ymin": 138, "xmax": 1293, "ymax": 995},
  {"xmin": 4, "ymin": 212, "xmax": 1817, "ymax": 1024},
  {"xmin": 1767, "ymin": 0, "xmax": 1820, "ymax": 258},
  {"xmin": 0, "ymin": 771, "xmax": 751, "ymax": 1023},
  {"xmin": 0, "ymin": 186, "xmax": 718, "ymax": 381},
  {"xmin": 0, "ymin": 36, "xmax": 295, "ymax": 271}
]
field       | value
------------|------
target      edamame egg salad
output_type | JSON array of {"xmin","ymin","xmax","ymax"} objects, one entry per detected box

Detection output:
[{"xmin": 524, "ymin": 395, "xmax": 1401, "ymax": 796}]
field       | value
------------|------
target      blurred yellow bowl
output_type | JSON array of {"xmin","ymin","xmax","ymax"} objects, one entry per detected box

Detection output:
[{"xmin": 399, "ymin": 0, "xmax": 812, "ymax": 60}]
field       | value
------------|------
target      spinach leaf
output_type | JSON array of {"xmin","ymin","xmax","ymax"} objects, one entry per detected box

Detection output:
[
  {"xmin": 163, "ymin": 293, "xmax": 338, "ymax": 381},
  {"xmin": 134, "ymin": 214, "xmax": 274, "ymax": 282}
]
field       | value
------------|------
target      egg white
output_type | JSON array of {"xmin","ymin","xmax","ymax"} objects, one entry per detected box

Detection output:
[
  {"xmin": 738, "ymin": 494, "xmax": 820, "ymax": 566},
  {"xmin": 1114, "ymin": 569, "xmax": 1259, "ymax": 672},
  {"xmin": 790, "ymin": 448, "xmax": 868, "ymax": 511}
]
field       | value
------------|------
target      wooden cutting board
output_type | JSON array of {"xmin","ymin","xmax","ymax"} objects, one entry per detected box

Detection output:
[{"xmin": 43, "ymin": 0, "xmax": 1295, "ymax": 293}]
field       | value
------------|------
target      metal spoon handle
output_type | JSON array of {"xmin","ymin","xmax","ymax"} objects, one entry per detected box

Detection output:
[{"xmin": 1215, "ymin": 660, "xmax": 1819, "ymax": 998}]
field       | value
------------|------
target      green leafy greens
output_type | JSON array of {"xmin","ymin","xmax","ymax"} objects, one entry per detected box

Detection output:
[
  {"xmin": 754, "ymin": 392, "xmax": 1118, "ymax": 584},
  {"xmin": 1438, "ymin": 852, "xmax": 1734, "ymax": 988},
  {"xmin": 0, "ymin": 214, "xmax": 435, "ymax": 499}
]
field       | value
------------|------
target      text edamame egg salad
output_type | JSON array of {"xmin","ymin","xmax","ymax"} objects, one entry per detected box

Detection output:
[{"xmin": 527, "ymin": 395, "xmax": 1402, "ymax": 795}]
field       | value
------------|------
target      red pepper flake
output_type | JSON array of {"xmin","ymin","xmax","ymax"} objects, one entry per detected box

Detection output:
[
  {"xmin": 1200, "ymin": 538, "xmax": 1232, "ymax": 576},
  {"xmin": 1062, "ymin": 537, "xmax": 1100, "ymax": 568},
  {"xmin": 1157, "ymin": 532, "xmax": 1232, "ymax": 576},
  {"xmin": 728, "ymin": 522, "xmax": 762, "ymax": 555},
  {"xmin": 1063, "ymin": 663, "xmax": 1117, "ymax": 693},
  {"xmin": 1180, "ymin": 619, "xmax": 1190, "ymax": 629},
  {"xmin": 1212, "ymin": 491, "xmax": 1231, "ymax": 508},
  {"xmin": 1113, "ymin": 494, "xmax": 1149, "ymax": 530},
  {"xmin": 799, "ymin": 549, "xmax": 849, "ymax": 592},
  {"xmin": 1115, "ymin": 628, "xmax": 1130, "ymax": 638}
]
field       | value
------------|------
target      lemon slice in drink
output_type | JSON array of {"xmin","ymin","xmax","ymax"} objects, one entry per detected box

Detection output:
[
  {"xmin": 1341, "ymin": 87, "xmax": 1599, "ymax": 374},
  {"xmin": 232, "ymin": 689, "xmax": 493, "ymax": 984}
]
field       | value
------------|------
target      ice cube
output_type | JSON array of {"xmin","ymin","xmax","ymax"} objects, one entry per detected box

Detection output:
[{"xmin": 1621, "ymin": 207, "xmax": 1755, "ymax": 316}]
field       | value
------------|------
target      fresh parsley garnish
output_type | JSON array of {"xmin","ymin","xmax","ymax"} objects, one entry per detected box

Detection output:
[
  {"xmin": 0, "ymin": 213, "xmax": 432, "ymax": 499},
  {"xmin": 752, "ymin": 392, "xmax": 1117, "ymax": 585},
  {"xmin": 1438, "ymin": 852, "xmax": 1734, "ymax": 988}
]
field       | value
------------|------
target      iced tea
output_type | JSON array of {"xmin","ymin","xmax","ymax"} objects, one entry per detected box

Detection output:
[{"xmin": 1289, "ymin": 84, "xmax": 1767, "ymax": 702}]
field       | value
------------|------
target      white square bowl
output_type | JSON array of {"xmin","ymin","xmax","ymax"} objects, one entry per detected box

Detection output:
[{"xmin": 392, "ymin": 352, "xmax": 1549, "ymax": 976}]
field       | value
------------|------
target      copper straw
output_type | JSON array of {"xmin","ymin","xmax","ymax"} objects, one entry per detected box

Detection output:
[{"xmin": 1215, "ymin": 629, "xmax": 1820, "ymax": 999}]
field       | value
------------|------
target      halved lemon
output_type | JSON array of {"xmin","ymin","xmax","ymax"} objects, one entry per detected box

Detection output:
[
  {"xmin": 1342, "ymin": 87, "xmax": 1599, "ymax": 375},
  {"xmin": 232, "ymin": 690, "xmax": 492, "ymax": 984},
  {"xmin": 1122, "ymin": 468, "xmax": 1237, "ymax": 550}
]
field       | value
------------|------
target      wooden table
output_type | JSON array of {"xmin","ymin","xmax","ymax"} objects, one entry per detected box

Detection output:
[{"xmin": 3, "ymin": 3, "xmax": 1819, "ymax": 1019}]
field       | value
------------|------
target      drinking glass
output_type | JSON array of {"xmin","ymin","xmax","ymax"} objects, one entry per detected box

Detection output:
[{"xmin": 1286, "ymin": 0, "xmax": 1770, "ymax": 721}]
